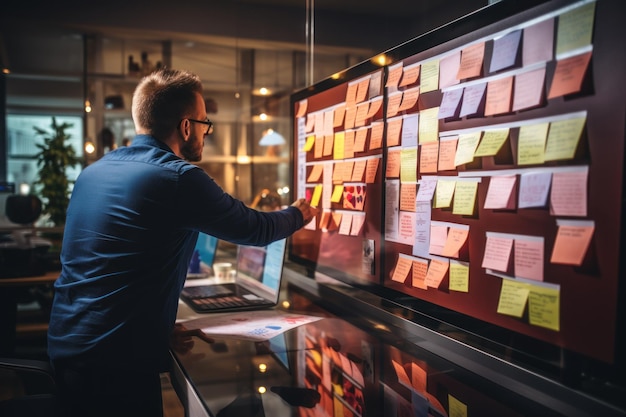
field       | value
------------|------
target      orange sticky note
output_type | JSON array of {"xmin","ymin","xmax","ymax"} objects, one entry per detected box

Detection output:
[
  {"xmin": 391, "ymin": 360, "xmax": 411, "ymax": 387},
  {"xmin": 425, "ymin": 258, "xmax": 449, "ymax": 288},
  {"xmin": 548, "ymin": 51, "xmax": 592, "ymax": 99},
  {"xmin": 485, "ymin": 76, "xmax": 513, "ymax": 116},
  {"xmin": 354, "ymin": 127, "xmax": 368, "ymax": 152},
  {"xmin": 386, "ymin": 149, "xmax": 401, "ymax": 178},
  {"xmin": 399, "ymin": 63, "xmax": 421, "ymax": 87},
  {"xmin": 400, "ymin": 183, "xmax": 417, "ymax": 212},
  {"xmin": 367, "ymin": 97, "xmax": 383, "ymax": 119},
  {"xmin": 419, "ymin": 141, "xmax": 439, "ymax": 173},
  {"xmin": 307, "ymin": 164, "xmax": 324, "ymax": 183},
  {"xmin": 392, "ymin": 256, "xmax": 413, "ymax": 283},
  {"xmin": 386, "ymin": 91, "xmax": 403, "ymax": 118},
  {"xmin": 442, "ymin": 227, "xmax": 469, "ymax": 258},
  {"xmin": 333, "ymin": 104, "xmax": 346, "ymax": 128},
  {"xmin": 354, "ymin": 102, "xmax": 370, "ymax": 127},
  {"xmin": 412, "ymin": 259, "xmax": 428, "ymax": 289},
  {"xmin": 411, "ymin": 362, "xmax": 427, "ymax": 393},
  {"xmin": 344, "ymin": 106, "xmax": 357, "ymax": 130},
  {"xmin": 352, "ymin": 160, "xmax": 367, "ymax": 182},
  {"xmin": 438, "ymin": 137, "xmax": 458, "ymax": 171},
  {"xmin": 370, "ymin": 122, "xmax": 384, "ymax": 150},
  {"xmin": 550, "ymin": 220, "xmax": 594, "ymax": 266},
  {"xmin": 457, "ymin": 42, "xmax": 485, "ymax": 80},
  {"xmin": 295, "ymin": 99, "xmax": 308, "ymax": 117},
  {"xmin": 365, "ymin": 158, "xmax": 379, "ymax": 183},
  {"xmin": 318, "ymin": 211, "xmax": 331, "ymax": 230},
  {"xmin": 398, "ymin": 86, "xmax": 420, "ymax": 111},
  {"xmin": 322, "ymin": 135, "xmax": 333, "ymax": 157},
  {"xmin": 387, "ymin": 116, "xmax": 403, "ymax": 147}
]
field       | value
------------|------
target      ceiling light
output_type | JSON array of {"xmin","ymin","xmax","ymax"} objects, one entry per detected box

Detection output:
[{"xmin": 259, "ymin": 129, "xmax": 285, "ymax": 146}]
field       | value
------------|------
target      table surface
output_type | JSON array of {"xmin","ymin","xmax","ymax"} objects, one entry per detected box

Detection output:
[
  {"xmin": 171, "ymin": 273, "xmax": 581, "ymax": 417},
  {"xmin": 0, "ymin": 270, "xmax": 60, "ymax": 287}
]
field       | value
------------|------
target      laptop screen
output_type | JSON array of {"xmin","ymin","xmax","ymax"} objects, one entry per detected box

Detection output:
[
  {"xmin": 195, "ymin": 233, "xmax": 219, "ymax": 268},
  {"xmin": 235, "ymin": 238, "xmax": 287, "ymax": 302}
]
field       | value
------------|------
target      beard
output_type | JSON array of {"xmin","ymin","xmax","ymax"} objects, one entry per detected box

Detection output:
[{"xmin": 181, "ymin": 136, "xmax": 203, "ymax": 162}]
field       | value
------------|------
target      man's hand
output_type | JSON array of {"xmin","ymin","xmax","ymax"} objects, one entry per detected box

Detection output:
[
  {"xmin": 170, "ymin": 323, "xmax": 214, "ymax": 354},
  {"xmin": 291, "ymin": 198, "xmax": 319, "ymax": 226}
]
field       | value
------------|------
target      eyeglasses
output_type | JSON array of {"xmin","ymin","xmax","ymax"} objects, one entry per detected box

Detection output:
[{"xmin": 187, "ymin": 118, "xmax": 214, "ymax": 135}]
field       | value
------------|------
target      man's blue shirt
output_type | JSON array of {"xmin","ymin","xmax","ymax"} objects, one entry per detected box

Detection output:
[{"xmin": 48, "ymin": 135, "xmax": 303, "ymax": 371}]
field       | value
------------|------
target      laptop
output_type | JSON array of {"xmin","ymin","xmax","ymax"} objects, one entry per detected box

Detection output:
[
  {"xmin": 187, "ymin": 233, "xmax": 219, "ymax": 278},
  {"xmin": 181, "ymin": 238, "xmax": 287, "ymax": 313}
]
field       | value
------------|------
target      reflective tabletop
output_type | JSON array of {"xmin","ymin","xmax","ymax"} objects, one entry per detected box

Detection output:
[{"xmin": 171, "ymin": 270, "xmax": 622, "ymax": 417}]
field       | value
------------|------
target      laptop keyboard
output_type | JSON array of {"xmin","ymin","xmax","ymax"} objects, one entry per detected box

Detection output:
[
  {"xmin": 182, "ymin": 285, "xmax": 234, "ymax": 299},
  {"xmin": 192, "ymin": 295, "xmax": 264, "ymax": 311},
  {"xmin": 181, "ymin": 284, "xmax": 269, "ymax": 312}
]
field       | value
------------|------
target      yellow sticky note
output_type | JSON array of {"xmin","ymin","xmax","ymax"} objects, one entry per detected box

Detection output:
[
  {"xmin": 497, "ymin": 279, "xmax": 530, "ymax": 318},
  {"xmin": 449, "ymin": 261, "xmax": 469, "ymax": 292},
  {"xmin": 418, "ymin": 107, "xmax": 440, "ymax": 144},
  {"xmin": 333, "ymin": 131, "xmax": 345, "ymax": 160},
  {"xmin": 452, "ymin": 181, "xmax": 478, "ymax": 216},
  {"xmin": 556, "ymin": 2, "xmax": 595, "ymax": 56},
  {"xmin": 400, "ymin": 148, "xmax": 418, "ymax": 183},
  {"xmin": 474, "ymin": 128, "xmax": 509, "ymax": 157},
  {"xmin": 454, "ymin": 132, "xmax": 481, "ymax": 166},
  {"xmin": 434, "ymin": 179, "xmax": 456, "ymax": 208},
  {"xmin": 331, "ymin": 185, "xmax": 344, "ymax": 203},
  {"xmin": 448, "ymin": 394, "xmax": 468, "ymax": 417},
  {"xmin": 544, "ymin": 117, "xmax": 586, "ymax": 162},
  {"xmin": 311, "ymin": 184, "xmax": 323, "ymax": 207},
  {"xmin": 518, "ymin": 122, "xmax": 549, "ymax": 165},
  {"xmin": 528, "ymin": 285, "xmax": 560, "ymax": 331},
  {"xmin": 420, "ymin": 60, "xmax": 440, "ymax": 93},
  {"xmin": 304, "ymin": 135, "xmax": 316, "ymax": 152}
]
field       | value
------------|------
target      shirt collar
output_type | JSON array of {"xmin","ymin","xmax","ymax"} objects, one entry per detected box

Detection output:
[{"xmin": 131, "ymin": 134, "xmax": 175, "ymax": 154}]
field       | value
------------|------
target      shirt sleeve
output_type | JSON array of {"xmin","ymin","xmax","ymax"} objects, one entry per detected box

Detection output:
[{"xmin": 174, "ymin": 167, "xmax": 304, "ymax": 246}]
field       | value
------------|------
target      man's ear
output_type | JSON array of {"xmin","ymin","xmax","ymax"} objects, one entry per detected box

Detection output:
[{"xmin": 179, "ymin": 119, "xmax": 190, "ymax": 141}]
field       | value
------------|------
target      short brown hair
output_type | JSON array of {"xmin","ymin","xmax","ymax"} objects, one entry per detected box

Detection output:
[{"xmin": 131, "ymin": 68, "xmax": 203, "ymax": 140}]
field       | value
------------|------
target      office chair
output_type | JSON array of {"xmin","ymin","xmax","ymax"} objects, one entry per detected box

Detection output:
[{"xmin": 0, "ymin": 357, "xmax": 60, "ymax": 417}]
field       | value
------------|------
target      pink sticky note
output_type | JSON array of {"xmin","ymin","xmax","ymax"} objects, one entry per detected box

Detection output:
[
  {"xmin": 523, "ymin": 18, "xmax": 554, "ymax": 66},
  {"xmin": 513, "ymin": 67, "xmax": 546, "ymax": 112},
  {"xmin": 549, "ymin": 169, "xmax": 588, "ymax": 217},
  {"xmin": 439, "ymin": 51, "xmax": 461, "ymax": 89},
  {"xmin": 429, "ymin": 225, "xmax": 448, "ymax": 256},
  {"xmin": 482, "ymin": 235, "xmax": 513, "ymax": 272},
  {"xmin": 484, "ymin": 175, "xmax": 517, "ymax": 209},
  {"xmin": 514, "ymin": 238, "xmax": 544, "ymax": 281}
]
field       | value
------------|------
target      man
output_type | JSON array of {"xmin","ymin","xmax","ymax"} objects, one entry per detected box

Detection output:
[{"xmin": 48, "ymin": 68, "xmax": 317, "ymax": 417}]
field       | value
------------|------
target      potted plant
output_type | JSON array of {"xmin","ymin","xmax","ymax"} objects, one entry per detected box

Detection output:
[{"xmin": 33, "ymin": 117, "xmax": 81, "ymax": 227}]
